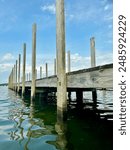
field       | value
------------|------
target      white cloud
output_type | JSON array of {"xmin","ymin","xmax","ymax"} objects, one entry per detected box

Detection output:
[
  {"xmin": 0, "ymin": 63, "xmax": 13, "ymax": 73},
  {"xmin": 1, "ymin": 53, "xmax": 14, "ymax": 62},
  {"xmin": 41, "ymin": 4, "xmax": 56, "ymax": 14}
]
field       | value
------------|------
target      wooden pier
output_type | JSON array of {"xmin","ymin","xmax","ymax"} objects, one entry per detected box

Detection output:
[{"xmin": 7, "ymin": 0, "xmax": 113, "ymax": 120}]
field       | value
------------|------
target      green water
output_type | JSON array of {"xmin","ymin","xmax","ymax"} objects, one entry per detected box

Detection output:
[{"xmin": 0, "ymin": 86, "xmax": 113, "ymax": 150}]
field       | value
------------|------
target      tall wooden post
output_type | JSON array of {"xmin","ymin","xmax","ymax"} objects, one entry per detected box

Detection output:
[
  {"xmin": 40, "ymin": 66, "xmax": 42, "ymax": 78},
  {"xmin": 22, "ymin": 43, "xmax": 26, "ymax": 97},
  {"xmin": 54, "ymin": 58, "xmax": 56, "ymax": 75},
  {"xmin": 29, "ymin": 72, "xmax": 30, "ymax": 81},
  {"xmin": 90, "ymin": 37, "xmax": 96, "ymax": 67},
  {"xmin": 67, "ymin": 50, "xmax": 70, "ymax": 72},
  {"xmin": 31, "ymin": 23, "xmax": 36, "ymax": 100},
  {"xmin": 14, "ymin": 65, "xmax": 16, "ymax": 91},
  {"xmin": 56, "ymin": 0, "xmax": 67, "ymax": 121},
  {"xmin": 18, "ymin": 54, "xmax": 21, "ymax": 92},
  {"xmin": 45, "ymin": 63, "xmax": 48, "ymax": 77},
  {"xmin": 15, "ymin": 60, "xmax": 18, "ymax": 92},
  {"xmin": 27, "ymin": 73, "xmax": 28, "ymax": 81},
  {"xmin": 12, "ymin": 67, "xmax": 14, "ymax": 90}
]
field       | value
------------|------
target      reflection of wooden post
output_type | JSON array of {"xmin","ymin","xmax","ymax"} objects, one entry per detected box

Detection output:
[
  {"xmin": 67, "ymin": 50, "xmax": 70, "ymax": 72},
  {"xmin": 15, "ymin": 60, "xmax": 17, "ymax": 92},
  {"xmin": 90, "ymin": 37, "xmax": 96, "ymax": 67},
  {"xmin": 56, "ymin": 0, "xmax": 67, "ymax": 121},
  {"xmin": 18, "ymin": 54, "xmax": 21, "ymax": 92},
  {"xmin": 31, "ymin": 23, "xmax": 36, "ymax": 100},
  {"xmin": 46, "ymin": 63, "xmax": 48, "ymax": 77},
  {"xmin": 22, "ymin": 43, "xmax": 26, "ymax": 97},
  {"xmin": 40, "ymin": 66, "xmax": 42, "ymax": 78},
  {"xmin": 54, "ymin": 58, "xmax": 56, "ymax": 75}
]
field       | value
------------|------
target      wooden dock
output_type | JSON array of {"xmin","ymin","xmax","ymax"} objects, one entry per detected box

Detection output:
[
  {"xmin": 7, "ymin": 0, "xmax": 113, "ymax": 120},
  {"xmin": 20, "ymin": 63, "xmax": 112, "ymax": 89}
]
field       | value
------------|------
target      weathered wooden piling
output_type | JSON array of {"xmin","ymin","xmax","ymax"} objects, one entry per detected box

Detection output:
[
  {"xmin": 29, "ymin": 72, "xmax": 30, "ymax": 81},
  {"xmin": 54, "ymin": 58, "xmax": 56, "ymax": 75},
  {"xmin": 56, "ymin": 0, "xmax": 67, "ymax": 120},
  {"xmin": 13, "ymin": 65, "xmax": 16, "ymax": 91},
  {"xmin": 27, "ymin": 73, "xmax": 28, "ymax": 81},
  {"xmin": 22, "ymin": 43, "xmax": 26, "ymax": 97},
  {"xmin": 15, "ymin": 60, "xmax": 17, "ymax": 92},
  {"xmin": 45, "ymin": 63, "xmax": 48, "ymax": 77},
  {"xmin": 90, "ymin": 37, "xmax": 96, "ymax": 67},
  {"xmin": 67, "ymin": 50, "xmax": 71, "ymax": 72},
  {"xmin": 40, "ymin": 66, "xmax": 42, "ymax": 78},
  {"xmin": 31, "ymin": 23, "xmax": 36, "ymax": 100},
  {"xmin": 18, "ymin": 54, "xmax": 21, "ymax": 92}
]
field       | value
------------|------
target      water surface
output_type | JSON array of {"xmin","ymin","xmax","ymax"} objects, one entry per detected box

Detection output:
[{"xmin": 0, "ymin": 86, "xmax": 113, "ymax": 150}]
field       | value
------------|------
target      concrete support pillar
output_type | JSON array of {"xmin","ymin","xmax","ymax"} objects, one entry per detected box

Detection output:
[
  {"xmin": 45, "ymin": 63, "xmax": 48, "ymax": 77},
  {"xmin": 56, "ymin": 0, "xmax": 67, "ymax": 121},
  {"xmin": 40, "ymin": 66, "xmax": 42, "ymax": 78},
  {"xmin": 18, "ymin": 54, "xmax": 21, "ymax": 92},
  {"xmin": 90, "ymin": 37, "xmax": 96, "ymax": 67},
  {"xmin": 22, "ymin": 43, "xmax": 26, "ymax": 97},
  {"xmin": 31, "ymin": 23, "xmax": 36, "ymax": 100},
  {"xmin": 67, "ymin": 50, "xmax": 70, "ymax": 72},
  {"xmin": 54, "ymin": 58, "xmax": 56, "ymax": 75}
]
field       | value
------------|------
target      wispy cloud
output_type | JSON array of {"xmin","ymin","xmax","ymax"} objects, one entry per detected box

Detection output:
[
  {"xmin": 41, "ymin": 4, "xmax": 56, "ymax": 14},
  {"xmin": 1, "ymin": 53, "xmax": 14, "ymax": 62}
]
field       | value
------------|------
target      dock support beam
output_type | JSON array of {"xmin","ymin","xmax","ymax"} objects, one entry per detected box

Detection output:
[
  {"xmin": 56, "ymin": 0, "xmax": 67, "ymax": 121},
  {"xmin": 31, "ymin": 23, "xmax": 36, "ymax": 100},
  {"xmin": 90, "ymin": 37, "xmax": 96, "ymax": 67},
  {"xmin": 92, "ymin": 88, "xmax": 97, "ymax": 110},
  {"xmin": 76, "ymin": 90, "xmax": 83, "ymax": 110},
  {"xmin": 18, "ymin": 54, "xmax": 21, "ymax": 92},
  {"xmin": 22, "ymin": 43, "xmax": 26, "ymax": 97}
]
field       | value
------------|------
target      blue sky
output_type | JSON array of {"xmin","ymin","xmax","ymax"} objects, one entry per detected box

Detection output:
[{"xmin": 0, "ymin": 0, "xmax": 113, "ymax": 83}]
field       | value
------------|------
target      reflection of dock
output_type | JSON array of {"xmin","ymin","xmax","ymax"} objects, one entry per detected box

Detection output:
[{"xmin": 8, "ymin": 0, "xmax": 113, "ymax": 120}]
